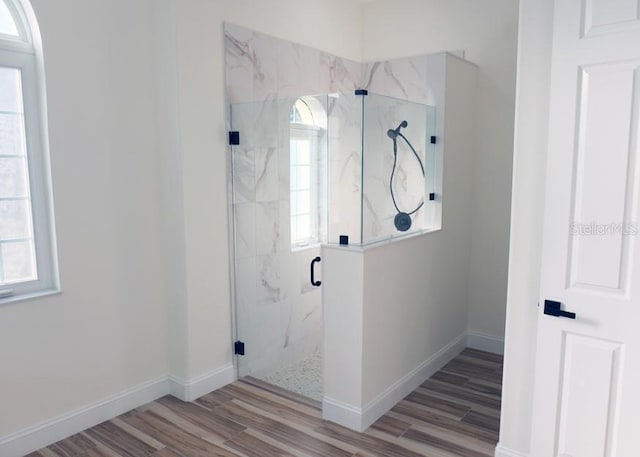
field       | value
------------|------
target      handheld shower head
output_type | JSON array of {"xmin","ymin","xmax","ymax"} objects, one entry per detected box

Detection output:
[{"xmin": 387, "ymin": 121, "xmax": 408, "ymax": 140}]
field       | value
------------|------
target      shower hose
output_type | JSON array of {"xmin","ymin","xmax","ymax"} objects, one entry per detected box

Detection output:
[{"xmin": 387, "ymin": 121, "xmax": 425, "ymax": 232}]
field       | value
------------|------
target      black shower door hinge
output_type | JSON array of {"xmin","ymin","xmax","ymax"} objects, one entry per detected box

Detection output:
[
  {"xmin": 430, "ymin": 136, "xmax": 437, "ymax": 144},
  {"xmin": 234, "ymin": 340, "xmax": 245, "ymax": 356},
  {"xmin": 355, "ymin": 89, "xmax": 368, "ymax": 96},
  {"xmin": 229, "ymin": 131, "xmax": 240, "ymax": 146}
]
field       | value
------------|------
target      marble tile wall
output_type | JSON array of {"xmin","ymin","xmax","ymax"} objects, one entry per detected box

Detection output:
[
  {"xmin": 225, "ymin": 23, "xmax": 442, "ymax": 378},
  {"xmin": 230, "ymin": 97, "xmax": 326, "ymax": 378},
  {"xmin": 362, "ymin": 95, "xmax": 436, "ymax": 243}
]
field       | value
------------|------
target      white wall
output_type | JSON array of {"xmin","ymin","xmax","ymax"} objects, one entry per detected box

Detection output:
[
  {"xmin": 362, "ymin": 55, "xmax": 477, "ymax": 405},
  {"xmin": 361, "ymin": 0, "xmax": 519, "ymax": 342},
  {"xmin": 0, "ymin": 0, "xmax": 168, "ymax": 437},
  {"xmin": 323, "ymin": 54, "xmax": 478, "ymax": 432},
  {"xmin": 163, "ymin": 0, "xmax": 365, "ymax": 382},
  {"xmin": 498, "ymin": 0, "xmax": 554, "ymax": 455},
  {"xmin": 0, "ymin": 0, "xmax": 522, "ymax": 451},
  {"xmin": 0, "ymin": 0, "xmax": 363, "ymax": 446}
]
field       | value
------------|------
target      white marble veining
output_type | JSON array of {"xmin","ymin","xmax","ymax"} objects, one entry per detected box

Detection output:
[
  {"xmin": 255, "ymin": 147, "xmax": 279, "ymax": 202},
  {"xmin": 234, "ymin": 202, "xmax": 256, "ymax": 259},
  {"xmin": 362, "ymin": 94, "xmax": 432, "ymax": 242},
  {"xmin": 231, "ymin": 147, "xmax": 255, "ymax": 204},
  {"xmin": 364, "ymin": 56, "xmax": 435, "ymax": 105},
  {"xmin": 278, "ymin": 40, "xmax": 329, "ymax": 98},
  {"xmin": 327, "ymin": 93, "xmax": 363, "ymax": 244},
  {"xmin": 225, "ymin": 23, "xmax": 278, "ymax": 103},
  {"xmin": 255, "ymin": 201, "xmax": 280, "ymax": 256},
  {"xmin": 328, "ymin": 55, "xmax": 363, "ymax": 94},
  {"xmin": 256, "ymin": 253, "xmax": 281, "ymax": 304},
  {"xmin": 226, "ymin": 23, "xmax": 441, "ymax": 384}
]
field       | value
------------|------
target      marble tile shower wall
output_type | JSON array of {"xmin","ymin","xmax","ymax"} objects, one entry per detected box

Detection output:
[
  {"xmin": 225, "ymin": 23, "xmax": 440, "ymax": 376},
  {"xmin": 362, "ymin": 95, "xmax": 432, "ymax": 243},
  {"xmin": 231, "ymin": 98, "xmax": 326, "ymax": 377},
  {"xmin": 226, "ymin": 23, "xmax": 365, "ymax": 378}
]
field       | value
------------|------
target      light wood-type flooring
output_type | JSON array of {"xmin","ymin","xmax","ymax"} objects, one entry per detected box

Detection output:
[{"xmin": 28, "ymin": 348, "xmax": 502, "ymax": 457}]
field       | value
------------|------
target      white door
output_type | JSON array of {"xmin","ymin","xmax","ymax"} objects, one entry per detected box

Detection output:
[{"xmin": 531, "ymin": 1, "xmax": 640, "ymax": 456}]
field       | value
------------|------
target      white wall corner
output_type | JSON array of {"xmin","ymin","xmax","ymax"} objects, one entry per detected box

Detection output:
[
  {"xmin": 0, "ymin": 376, "xmax": 169, "ymax": 457},
  {"xmin": 467, "ymin": 330, "xmax": 505, "ymax": 355},
  {"xmin": 168, "ymin": 363, "xmax": 235, "ymax": 402},
  {"xmin": 495, "ymin": 443, "xmax": 529, "ymax": 457},
  {"xmin": 322, "ymin": 397, "xmax": 365, "ymax": 432},
  {"xmin": 323, "ymin": 332, "xmax": 467, "ymax": 432}
]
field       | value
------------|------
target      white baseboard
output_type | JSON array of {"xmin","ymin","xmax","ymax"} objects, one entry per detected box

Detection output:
[
  {"xmin": 360, "ymin": 332, "xmax": 467, "ymax": 430},
  {"xmin": 467, "ymin": 330, "xmax": 505, "ymax": 355},
  {"xmin": 322, "ymin": 332, "xmax": 467, "ymax": 432},
  {"xmin": 495, "ymin": 443, "xmax": 528, "ymax": 457},
  {"xmin": 169, "ymin": 363, "xmax": 235, "ymax": 401},
  {"xmin": 0, "ymin": 376, "xmax": 169, "ymax": 457},
  {"xmin": 0, "ymin": 364, "xmax": 236, "ymax": 457},
  {"xmin": 0, "ymin": 330, "xmax": 504, "ymax": 456},
  {"xmin": 322, "ymin": 397, "xmax": 364, "ymax": 431}
]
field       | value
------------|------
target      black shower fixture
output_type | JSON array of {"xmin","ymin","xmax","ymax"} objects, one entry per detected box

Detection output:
[
  {"xmin": 388, "ymin": 120, "xmax": 425, "ymax": 232},
  {"xmin": 387, "ymin": 120, "xmax": 408, "ymax": 140}
]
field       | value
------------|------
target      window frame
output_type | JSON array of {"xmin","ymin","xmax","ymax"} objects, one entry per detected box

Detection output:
[
  {"xmin": 0, "ymin": 0, "xmax": 58, "ymax": 304},
  {"xmin": 288, "ymin": 95, "xmax": 327, "ymax": 251},
  {"xmin": 0, "ymin": 0, "xmax": 27, "ymax": 43},
  {"xmin": 289, "ymin": 124, "xmax": 323, "ymax": 249}
]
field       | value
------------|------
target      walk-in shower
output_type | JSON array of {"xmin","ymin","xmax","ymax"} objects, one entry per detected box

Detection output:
[{"xmin": 228, "ymin": 91, "xmax": 436, "ymax": 401}]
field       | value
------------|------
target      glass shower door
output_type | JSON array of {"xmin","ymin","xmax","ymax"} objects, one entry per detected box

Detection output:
[{"xmin": 230, "ymin": 97, "xmax": 326, "ymax": 401}]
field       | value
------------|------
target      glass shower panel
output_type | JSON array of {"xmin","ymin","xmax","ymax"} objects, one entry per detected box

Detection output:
[
  {"xmin": 362, "ymin": 94, "xmax": 436, "ymax": 244},
  {"xmin": 230, "ymin": 97, "xmax": 326, "ymax": 400},
  {"xmin": 326, "ymin": 93, "xmax": 363, "ymax": 245}
]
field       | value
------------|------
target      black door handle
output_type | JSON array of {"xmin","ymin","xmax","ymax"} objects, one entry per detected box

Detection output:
[
  {"xmin": 544, "ymin": 300, "xmax": 576, "ymax": 319},
  {"xmin": 310, "ymin": 256, "xmax": 321, "ymax": 287}
]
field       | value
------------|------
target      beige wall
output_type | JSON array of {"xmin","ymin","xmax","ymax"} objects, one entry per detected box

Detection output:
[
  {"xmin": 0, "ymin": 0, "xmax": 363, "ymax": 440},
  {"xmin": 362, "ymin": 0, "xmax": 519, "ymax": 341},
  {"xmin": 1, "ymin": 0, "xmax": 522, "ymax": 449},
  {"xmin": 0, "ymin": 0, "xmax": 168, "ymax": 436}
]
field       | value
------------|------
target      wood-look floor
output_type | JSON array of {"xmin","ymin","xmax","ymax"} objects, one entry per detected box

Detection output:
[{"xmin": 28, "ymin": 348, "xmax": 502, "ymax": 457}]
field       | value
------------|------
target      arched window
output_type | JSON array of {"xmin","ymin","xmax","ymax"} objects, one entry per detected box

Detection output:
[
  {"xmin": 0, "ymin": 0, "xmax": 57, "ymax": 302},
  {"xmin": 289, "ymin": 97, "xmax": 327, "ymax": 248}
]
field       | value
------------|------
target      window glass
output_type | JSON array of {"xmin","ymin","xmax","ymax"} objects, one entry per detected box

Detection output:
[
  {"xmin": 0, "ymin": 1, "xmax": 58, "ymax": 299},
  {"xmin": 0, "ymin": 66, "xmax": 36, "ymax": 286},
  {"xmin": 0, "ymin": 0, "xmax": 19, "ymax": 37},
  {"xmin": 289, "ymin": 97, "xmax": 326, "ymax": 248}
]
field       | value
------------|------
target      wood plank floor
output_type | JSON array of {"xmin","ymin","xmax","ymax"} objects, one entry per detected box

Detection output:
[{"xmin": 28, "ymin": 348, "xmax": 502, "ymax": 457}]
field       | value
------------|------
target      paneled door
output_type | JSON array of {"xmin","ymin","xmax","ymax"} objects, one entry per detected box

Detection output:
[{"xmin": 531, "ymin": 1, "xmax": 640, "ymax": 456}]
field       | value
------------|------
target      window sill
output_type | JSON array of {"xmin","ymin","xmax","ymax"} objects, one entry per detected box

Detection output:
[
  {"xmin": 0, "ymin": 287, "xmax": 62, "ymax": 306},
  {"xmin": 291, "ymin": 242, "xmax": 322, "ymax": 253}
]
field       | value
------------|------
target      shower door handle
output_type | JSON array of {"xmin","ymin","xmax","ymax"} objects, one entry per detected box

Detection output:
[{"xmin": 310, "ymin": 256, "xmax": 322, "ymax": 287}]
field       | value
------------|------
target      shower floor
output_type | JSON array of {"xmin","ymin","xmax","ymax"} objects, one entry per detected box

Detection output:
[{"xmin": 260, "ymin": 350, "xmax": 322, "ymax": 401}]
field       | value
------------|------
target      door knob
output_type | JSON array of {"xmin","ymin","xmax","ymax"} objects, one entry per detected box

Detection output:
[{"xmin": 544, "ymin": 300, "xmax": 576, "ymax": 319}]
